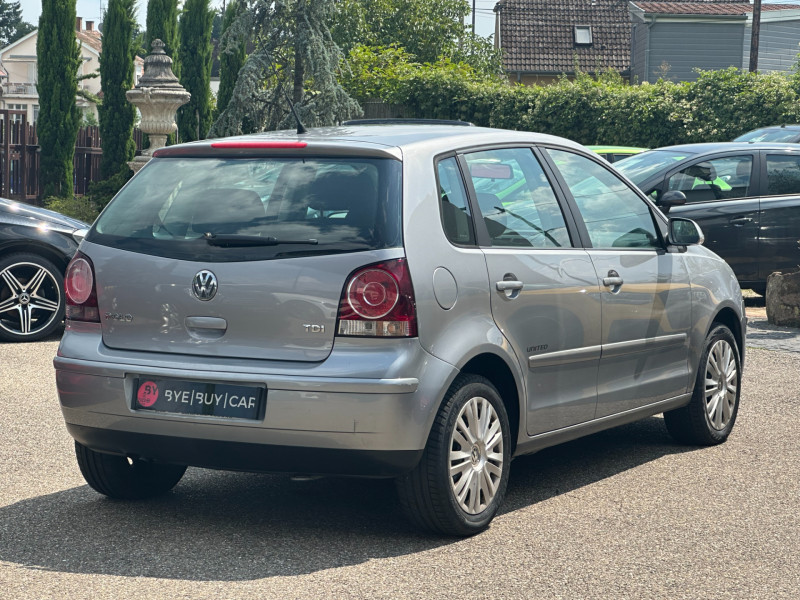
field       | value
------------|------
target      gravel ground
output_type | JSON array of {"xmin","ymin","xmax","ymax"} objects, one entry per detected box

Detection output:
[{"xmin": 0, "ymin": 335, "xmax": 798, "ymax": 599}]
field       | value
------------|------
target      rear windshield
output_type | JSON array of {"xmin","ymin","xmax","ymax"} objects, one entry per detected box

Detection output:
[
  {"xmin": 88, "ymin": 156, "xmax": 403, "ymax": 261},
  {"xmin": 734, "ymin": 128, "xmax": 799, "ymax": 143},
  {"xmin": 614, "ymin": 150, "xmax": 694, "ymax": 187}
]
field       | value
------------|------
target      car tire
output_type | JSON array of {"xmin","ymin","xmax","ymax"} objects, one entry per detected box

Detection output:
[
  {"xmin": 664, "ymin": 324, "xmax": 741, "ymax": 445},
  {"xmin": 75, "ymin": 441, "xmax": 187, "ymax": 499},
  {"xmin": 396, "ymin": 374, "xmax": 511, "ymax": 536},
  {"xmin": 0, "ymin": 252, "xmax": 65, "ymax": 342}
]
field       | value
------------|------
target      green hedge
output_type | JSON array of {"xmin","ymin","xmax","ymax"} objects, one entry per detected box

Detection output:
[{"xmin": 343, "ymin": 54, "xmax": 800, "ymax": 147}]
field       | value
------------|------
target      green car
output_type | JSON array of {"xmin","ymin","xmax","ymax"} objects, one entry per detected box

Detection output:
[{"xmin": 587, "ymin": 145, "xmax": 647, "ymax": 163}]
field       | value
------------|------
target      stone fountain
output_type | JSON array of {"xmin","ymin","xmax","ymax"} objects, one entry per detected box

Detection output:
[{"xmin": 126, "ymin": 39, "xmax": 191, "ymax": 172}]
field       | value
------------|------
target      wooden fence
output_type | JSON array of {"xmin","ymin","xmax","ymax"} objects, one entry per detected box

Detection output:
[{"xmin": 0, "ymin": 109, "xmax": 143, "ymax": 204}]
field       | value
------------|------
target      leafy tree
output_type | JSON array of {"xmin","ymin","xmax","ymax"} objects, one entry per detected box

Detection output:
[
  {"xmin": 177, "ymin": 0, "xmax": 214, "ymax": 141},
  {"xmin": 146, "ymin": 0, "xmax": 179, "ymax": 76},
  {"xmin": 215, "ymin": 1, "xmax": 245, "ymax": 120},
  {"xmin": 331, "ymin": 0, "xmax": 502, "ymax": 75},
  {"xmin": 0, "ymin": 0, "xmax": 34, "ymax": 46},
  {"xmin": 37, "ymin": 0, "xmax": 82, "ymax": 199},
  {"xmin": 99, "ymin": 0, "xmax": 137, "ymax": 179},
  {"xmin": 211, "ymin": 0, "xmax": 360, "ymax": 137}
]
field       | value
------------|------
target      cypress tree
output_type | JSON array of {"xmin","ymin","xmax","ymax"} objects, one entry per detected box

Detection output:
[
  {"xmin": 36, "ymin": 0, "xmax": 81, "ymax": 199},
  {"xmin": 177, "ymin": 0, "xmax": 213, "ymax": 142},
  {"xmin": 145, "ymin": 0, "xmax": 179, "ymax": 77},
  {"xmin": 215, "ymin": 0, "xmax": 245, "ymax": 120},
  {"xmin": 99, "ymin": 0, "xmax": 137, "ymax": 179}
]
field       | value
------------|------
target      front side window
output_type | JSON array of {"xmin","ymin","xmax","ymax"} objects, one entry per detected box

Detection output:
[
  {"xmin": 547, "ymin": 149, "xmax": 660, "ymax": 249},
  {"xmin": 766, "ymin": 154, "xmax": 800, "ymax": 196},
  {"xmin": 667, "ymin": 155, "xmax": 753, "ymax": 203},
  {"xmin": 89, "ymin": 156, "xmax": 402, "ymax": 261},
  {"xmin": 465, "ymin": 148, "xmax": 571, "ymax": 248}
]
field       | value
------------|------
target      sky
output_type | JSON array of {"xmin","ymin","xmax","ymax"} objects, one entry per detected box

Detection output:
[{"xmin": 17, "ymin": 0, "xmax": 498, "ymax": 39}]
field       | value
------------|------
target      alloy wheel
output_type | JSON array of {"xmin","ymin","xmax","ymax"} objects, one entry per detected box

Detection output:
[
  {"xmin": 0, "ymin": 261, "xmax": 62, "ymax": 338},
  {"xmin": 704, "ymin": 339, "xmax": 739, "ymax": 431},
  {"xmin": 449, "ymin": 395, "xmax": 505, "ymax": 515}
]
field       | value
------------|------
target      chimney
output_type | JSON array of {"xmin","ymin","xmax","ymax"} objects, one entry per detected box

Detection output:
[
  {"xmin": 76, "ymin": 17, "xmax": 83, "ymax": 31},
  {"xmin": 86, "ymin": 21, "xmax": 94, "ymax": 32}
]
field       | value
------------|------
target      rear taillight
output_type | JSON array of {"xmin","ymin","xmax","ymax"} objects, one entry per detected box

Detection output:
[
  {"xmin": 65, "ymin": 252, "xmax": 99, "ymax": 322},
  {"xmin": 337, "ymin": 259, "xmax": 417, "ymax": 337}
]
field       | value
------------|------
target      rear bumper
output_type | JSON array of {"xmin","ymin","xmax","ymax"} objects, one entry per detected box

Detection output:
[
  {"xmin": 67, "ymin": 424, "xmax": 423, "ymax": 476},
  {"xmin": 55, "ymin": 329, "xmax": 457, "ymax": 476}
]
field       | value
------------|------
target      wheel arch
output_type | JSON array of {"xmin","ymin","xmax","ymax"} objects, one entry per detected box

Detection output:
[
  {"xmin": 709, "ymin": 305, "xmax": 745, "ymax": 365},
  {"xmin": 458, "ymin": 352, "xmax": 522, "ymax": 455},
  {"xmin": 0, "ymin": 241, "xmax": 72, "ymax": 272}
]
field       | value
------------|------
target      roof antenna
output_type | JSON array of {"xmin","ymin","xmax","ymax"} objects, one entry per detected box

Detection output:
[{"xmin": 283, "ymin": 89, "xmax": 307, "ymax": 135}]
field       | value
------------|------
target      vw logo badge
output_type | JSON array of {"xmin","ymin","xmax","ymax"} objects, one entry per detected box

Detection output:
[{"xmin": 192, "ymin": 270, "xmax": 218, "ymax": 301}]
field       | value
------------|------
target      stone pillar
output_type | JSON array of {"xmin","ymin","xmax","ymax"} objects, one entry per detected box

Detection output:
[
  {"xmin": 126, "ymin": 39, "xmax": 191, "ymax": 173},
  {"xmin": 766, "ymin": 270, "xmax": 800, "ymax": 328}
]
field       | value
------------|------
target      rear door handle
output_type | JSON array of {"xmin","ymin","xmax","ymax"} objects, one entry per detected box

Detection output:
[
  {"xmin": 602, "ymin": 270, "xmax": 623, "ymax": 289},
  {"xmin": 730, "ymin": 216, "xmax": 752, "ymax": 226},
  {"xmin": 496, "ymin": 281, "xmax": 523, "ymax": 291}
]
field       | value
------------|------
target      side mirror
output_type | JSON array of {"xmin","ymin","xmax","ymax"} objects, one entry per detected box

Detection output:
[
  {"xmin": 657, "ymin": 190, "xmax": 687, "ymax": 214},
  {"xmin": 668, "ymin": 217, "xmax": 704, "ymax": 247}
]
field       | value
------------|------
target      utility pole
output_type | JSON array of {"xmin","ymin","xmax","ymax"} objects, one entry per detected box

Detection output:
[
  {"xmin": 472, "ymin": 0, "xmax": 476, "ymax": 36},
  {"xmin": 749, "ymin": 0, "xmax": 762, "ymax": 72}
]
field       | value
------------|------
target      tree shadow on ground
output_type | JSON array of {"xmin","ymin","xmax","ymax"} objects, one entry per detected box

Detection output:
[{"xmin": 0, "ymin": 416, "xmax": 696, "ymax": 581}]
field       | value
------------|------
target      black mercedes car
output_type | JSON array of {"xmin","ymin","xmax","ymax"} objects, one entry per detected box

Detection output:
[
  {"xmin": 616, "ymin": 142, "xmax": 800, "ymax": 294},
  {"xmin": 0, "ymin": 198, "xmax": 89, "ymax": 342}
]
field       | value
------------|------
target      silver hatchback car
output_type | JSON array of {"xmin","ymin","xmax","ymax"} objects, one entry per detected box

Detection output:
[{"xmin": 55, "ymin": 123, "xmax": 745, "ymax": 536}]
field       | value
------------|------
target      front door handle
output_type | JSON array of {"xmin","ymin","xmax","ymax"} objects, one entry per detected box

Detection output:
[{"xmin": 730, "ymin": 216, "xmax": 752, "ymax": 226}]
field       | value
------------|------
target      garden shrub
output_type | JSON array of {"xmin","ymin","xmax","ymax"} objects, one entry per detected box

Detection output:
[{"xmin": 342, "ymin": 56, "xmax": 800, "ymax": 147}]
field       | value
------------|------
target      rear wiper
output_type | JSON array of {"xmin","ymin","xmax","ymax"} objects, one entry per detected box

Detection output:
[{"xmin": 203, "ymin": 233, "xmax": 319, "ymax": 247}]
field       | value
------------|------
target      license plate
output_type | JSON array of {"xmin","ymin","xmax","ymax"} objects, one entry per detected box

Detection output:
[{"xmin": 133, "ymin": 378, "xmax": 265, "ymax": 420}]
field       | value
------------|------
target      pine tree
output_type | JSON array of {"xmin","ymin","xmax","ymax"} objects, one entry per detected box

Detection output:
[
  {"xmin": 36, "ymin": 0, "xmax": 81, "ymax": 199},
  {"xmin": 215, "ymin": 1, "xmax": 245, "ymax": 121},
  {"xmin": 99, "ymin": 0, "xmax": 137, "ymax": 179},
  {"xmin": 145, "ymin": 0, "xmax": 179, "ymax": 77},
  {"xmin": 0, "ymin": 0, "xmax": 34, "ymax": 46},
  {"xmin": 177, "ymin": 0, "xmax": 213, "ymax": 142},
  {"xmin": 210, "ymin": 0, "xmax": 361, "ymax": 137}
]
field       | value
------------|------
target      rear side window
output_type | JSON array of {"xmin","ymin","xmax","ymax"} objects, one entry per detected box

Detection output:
[
  {"xmin": 766, "ymin": 154, "xmax": 800, "ymax": 196},
  {"xmin": 89, "ymin": 157, "xmax": 402, "ymax": 261},
  {"xmin": 437, "ymin": 157, "xmax": 475, "ymax": 245},
  {"xmin": 465, "ymin": 148, "xmax": 571, "ymax": 248}
]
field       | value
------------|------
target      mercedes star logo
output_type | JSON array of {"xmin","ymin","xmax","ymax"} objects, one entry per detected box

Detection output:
[{"xmin": 192, "ymin": 270, "xmax": 218, "ymax": 301}]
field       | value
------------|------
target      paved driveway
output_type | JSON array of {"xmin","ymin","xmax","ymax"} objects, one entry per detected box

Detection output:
[{"xmin": 0, "ymin": 333, "xmax": 798, "ymax": 599}]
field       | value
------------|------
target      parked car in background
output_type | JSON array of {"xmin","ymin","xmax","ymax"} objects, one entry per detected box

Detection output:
[
  {"xmin": 55, "ymin": 123, "xmax": 745, "ymax": 536},
  {"xmin": 733, "ymin": 125, "xmax": 800, "ymax": 144},
  {"xmin": 587, "ymin": 145, "xmax": 647, "ymax": 163},
  {"xmin": 0, "ymin": 199, "xmax": 88, "ymax": 342},
  {"xmin": 616, "ymin": 142, "xmax": 800, "ymax": 295}
]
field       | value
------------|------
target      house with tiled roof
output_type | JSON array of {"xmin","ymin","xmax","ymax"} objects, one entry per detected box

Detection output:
[
  {"xmin": 0, "ymin": 17, "xmax": 144, "ymax": 125},
  {"xmin": 494, "ymin": 1, "xmax": 800, "ymax": 86},
  {"xmin": 630, "ymin": 2, "xmax": 800, "ymax": 82},
  {"xmin": 493, "ymin": 0, "xmax": 634, "ymax": 84}
]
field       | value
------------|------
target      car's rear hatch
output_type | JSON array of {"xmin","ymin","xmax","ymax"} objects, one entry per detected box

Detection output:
[{"xmin": 84, "ymin": 150, "xmax": 402, "ymax": 362}]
